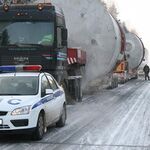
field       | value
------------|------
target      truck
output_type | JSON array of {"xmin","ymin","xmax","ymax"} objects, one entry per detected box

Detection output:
[
  {"xmin": 0, "ymin": 2, "xmax": 86, "ymax": 103},
  {"xmin": 52, "ymin": 0, "xmax": 146, "ymax": 89},
  {"xmin": 112, "ymin": 32, "xmax": 145, "ymax": 83},
  {"xmin": 51, "ymin": 0, "xmax": 127, "ymax": 90}
]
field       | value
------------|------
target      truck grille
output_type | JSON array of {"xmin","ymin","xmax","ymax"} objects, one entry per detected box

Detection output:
[
  {"xmin": 1, "ymin": 55, "xmax": 41, "ymax": 65},
  {"xmin": 0, "ymin": 111, "xmax": 7, "ymax": 116}
]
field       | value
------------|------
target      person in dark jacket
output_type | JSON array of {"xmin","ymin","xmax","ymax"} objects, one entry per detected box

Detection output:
[{"xmin": 143, "ymin": 64, "xmax": 150, "ymax": 80}]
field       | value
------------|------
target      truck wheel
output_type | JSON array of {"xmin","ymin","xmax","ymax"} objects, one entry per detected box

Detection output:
[
  {"xmin": 56, "ymin": 103, "xmax": 67, "ymax": 127},
  {"xmin": 135, "ymin": 75, "xmax": 138, "ymax": 79},
  {"xmin": 115, "ymin": 80, "xmax": 118, "ymax": 87},
  {"xmin": 33, "ymin": 113, "xmax": 45, "ymax": 140},
  {"xmin": 78, "ymin": 79, "xmax": 82, "ymax": 102},
  {"xmin": 111, "ymin": 81, "xmax": 114, "ymax": 89},
  {"xmin": 78, "ymin": 86, "xmax": 82, "ymax": 102}
]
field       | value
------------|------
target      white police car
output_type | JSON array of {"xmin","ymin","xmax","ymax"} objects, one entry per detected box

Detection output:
[{"xmin": 0, "ymin": 65, "xmax": 67, "ymax": 140}]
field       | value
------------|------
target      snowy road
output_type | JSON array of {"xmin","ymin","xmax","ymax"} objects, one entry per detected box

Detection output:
[{"xmin": 1, "ymin": 79, "xmax": 150, "ymax": 150}]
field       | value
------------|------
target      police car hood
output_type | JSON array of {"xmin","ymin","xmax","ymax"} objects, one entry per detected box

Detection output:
[{"xmin": 0, "ymin": 95, "xmax": 39, "ymax": 111}]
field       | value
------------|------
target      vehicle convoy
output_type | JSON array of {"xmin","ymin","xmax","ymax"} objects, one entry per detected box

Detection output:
[
  {"xmin": 0, "ymin": 0, "xmax": 145, "ymax": 98},
  {"xmin": 0, "ymin": 2, "xmax": 87, "ymax": 103},
  {"xmin": 0, "ymin": 65, "xmax": 66, "ymax": 140}
]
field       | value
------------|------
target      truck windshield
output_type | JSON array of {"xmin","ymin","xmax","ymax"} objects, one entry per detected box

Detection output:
[
  {"xmin": 0, "ymin": 76, "xmax": 39, "ymax": 95},
  {"xmin": 0, "ymin": 22, "xmax": 54, "ymax": 47}
]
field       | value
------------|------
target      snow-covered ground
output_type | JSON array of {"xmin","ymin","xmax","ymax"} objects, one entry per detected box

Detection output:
[{"xmin": 1, "ymin": 79, "xmax": 150, "ymax": 150}]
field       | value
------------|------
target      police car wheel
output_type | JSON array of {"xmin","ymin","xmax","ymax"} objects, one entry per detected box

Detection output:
[
  {"xmin": 33, "ymin": 113, "xmax": 45, "ymax": 140},
  {"xmin": 56, "ymin": 103, "xmax": 67, "ymax": 127}
]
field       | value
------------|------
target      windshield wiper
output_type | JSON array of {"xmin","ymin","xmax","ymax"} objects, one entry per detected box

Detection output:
[
  {"xmin": 3, "ymin": 43, "xmax": 45, "ymax": 48},
  {"xmin": 16, "ymin": 43, "xmax": 44, "ymax": 47},
  {"xmin": 1, "ymin": 44, "xmax": 19, "ymax": 47}
]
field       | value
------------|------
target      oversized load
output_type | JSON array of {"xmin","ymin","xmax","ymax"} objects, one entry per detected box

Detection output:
[
  {"xmin": 125, "ymin": 32, "xmax": 145, "ymax": 70},
  {"xmin": 125, "ymin": 32, "xmax": 145, "ymax": 79},
  {"xmin": 51, "ymin": 0, "xmax": 125, "ymax": 85}
]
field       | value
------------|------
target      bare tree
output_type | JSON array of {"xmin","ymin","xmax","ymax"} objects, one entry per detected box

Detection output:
[
  {"xmin": 101, "ymin": 0, "xmax": 118, "ymax": 19},
  {"xmin": 108, "ymin": 3, "xmax": 118, "ymax": 19},
  {"xmin": 122, "ymin": 22, "xmax": 129, "ymax": 33},
  {"xmin": 101, "ymin": 0, "xmax": 108, "ymax": 10},
  {"xmin": 121, "ymin": 21, "xmax": 139, "ymax": 36},
  {"xmin": 130, "ymin": 28, "xmax": 139, "ymax": 36}
]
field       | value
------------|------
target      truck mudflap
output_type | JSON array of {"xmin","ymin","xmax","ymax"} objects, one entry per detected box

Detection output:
[{"xmin": 68, "ymin": 76, "xmax": 82, "ymax": 102}]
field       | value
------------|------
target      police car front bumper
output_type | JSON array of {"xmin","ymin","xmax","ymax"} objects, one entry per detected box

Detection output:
[
  {"xmin": 0, "ymin": 110, "xmax": 39, "ymax": 131},
  {"xmin": 0, "ymin": 127, "xmax": 36, "ymax": 134}
]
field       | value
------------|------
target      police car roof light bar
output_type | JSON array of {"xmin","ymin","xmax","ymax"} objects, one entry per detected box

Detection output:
[
  {"xmin": 23, "ymin": 65, "xmax": 42, "ymax": 71},
  {"xmin": 0, "ymin": 65, "xmax": 42, "ymax": 72},
  {"xmin": 0, "ymin": 66, "xmax": 16, "ymax": 72}
]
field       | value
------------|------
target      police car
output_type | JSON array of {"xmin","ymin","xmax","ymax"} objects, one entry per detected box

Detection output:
[{"xmin": 0, "ymin": 65, "xmax": 67, "ymax": 140}]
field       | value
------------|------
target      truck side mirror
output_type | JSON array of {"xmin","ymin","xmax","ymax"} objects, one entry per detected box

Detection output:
[
  {"xmin": 61, "ymin": 28, "xmax": 67, "ymax": 46},
  {"xmin": 57, "ymin": 27, "xmax": 68, "ymax": 47},
  {"xmin": 61, "ymin": 28, "xmax": 67, "ymax": 41},
  {"xmin": 0, "ymin": 32, "xmax": 1, "ymax": 38},
  {"xmin": 57, "ymin": 27, "xmax": 62, "ymax": 48}
]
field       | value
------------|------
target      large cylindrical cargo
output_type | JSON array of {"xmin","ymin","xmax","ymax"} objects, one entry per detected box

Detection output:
[
  {"xmin": 36, "ymin": 0, "xmax": 125, "ymax": 84},
  {"xmin": 125, "ymin": 32, "xmax": 145, "ymax": 69}
]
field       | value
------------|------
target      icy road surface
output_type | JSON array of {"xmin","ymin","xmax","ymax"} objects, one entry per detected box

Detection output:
[{"xmin": 1, "ymin": 79, "xmax": 150, "ymax": 150}]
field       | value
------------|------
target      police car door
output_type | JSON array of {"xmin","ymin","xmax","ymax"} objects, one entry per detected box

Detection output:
[
  {"xmin": 41, "ymin": 75, "xmax": 56, "ymax": 125},
  {"xmin": 46, "ymin": 75, "xmax": 63, "ymax": 120}
]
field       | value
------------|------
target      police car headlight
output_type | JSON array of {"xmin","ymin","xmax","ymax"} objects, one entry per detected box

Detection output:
[{"xmin": 11, "ymin": 106, "xmax": 31, "ymax": 115}]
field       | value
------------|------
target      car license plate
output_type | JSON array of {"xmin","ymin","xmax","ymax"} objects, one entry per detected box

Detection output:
[{"xmin": 0, "ymin": 119, "xmax": 3, "ymax": 125}]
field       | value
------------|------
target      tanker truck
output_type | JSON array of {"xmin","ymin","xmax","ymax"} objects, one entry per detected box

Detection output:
[{"xmin": 125, "ymin": 32, "xmax": 145, "ymax": 79}]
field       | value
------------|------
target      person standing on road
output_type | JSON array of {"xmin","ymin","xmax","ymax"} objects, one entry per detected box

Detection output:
[{"xmin": 143, "ymin": 64, "xmax": 150, "ymax": 80}]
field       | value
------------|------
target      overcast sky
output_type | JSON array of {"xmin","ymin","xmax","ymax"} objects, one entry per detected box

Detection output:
[{"xmin": 104, "ymin": 0, "xmax": 150, "ymax": 62}]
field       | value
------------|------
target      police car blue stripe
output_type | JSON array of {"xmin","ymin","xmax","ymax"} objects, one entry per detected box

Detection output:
[
  {"xmin": 54, "ymin": 90, "xmax": 64, "ymax": 97},
  {"xmin": 32, "ymin": 95, "xmax": 53, "ymax": 109},
  {"xmin": 32, "ymin": 90, "xmax": 64, "ymax": 109}
]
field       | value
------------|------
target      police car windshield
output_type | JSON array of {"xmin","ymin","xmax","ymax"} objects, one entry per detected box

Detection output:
[
  {"xmin": 0, "ymin": 76, "xmax": 38, "ymax": 95},
  {"xmin": 0, "ymin": 22, "xmax": 54, "ymax": 47}
]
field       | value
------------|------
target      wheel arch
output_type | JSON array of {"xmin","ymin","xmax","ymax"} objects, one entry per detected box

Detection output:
[{"xmin": 38, "ymin": 109, "xmax": 46, "ymax": 126}]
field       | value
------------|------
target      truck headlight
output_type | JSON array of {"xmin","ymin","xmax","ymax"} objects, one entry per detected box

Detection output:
[{"xmin": 11, "ymin": 106, "xmax": 31, "ymax": 116}]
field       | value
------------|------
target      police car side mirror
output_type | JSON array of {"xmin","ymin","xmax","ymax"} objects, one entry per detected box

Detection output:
[{"xmin": 45, "ymin": 89, "xmax": 54, "ymax": 95}]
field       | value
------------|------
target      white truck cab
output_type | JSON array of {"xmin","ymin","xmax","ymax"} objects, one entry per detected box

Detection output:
[{"xmin": 0, "ymin": 65, "xmax": 67, "ymax": 140}]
